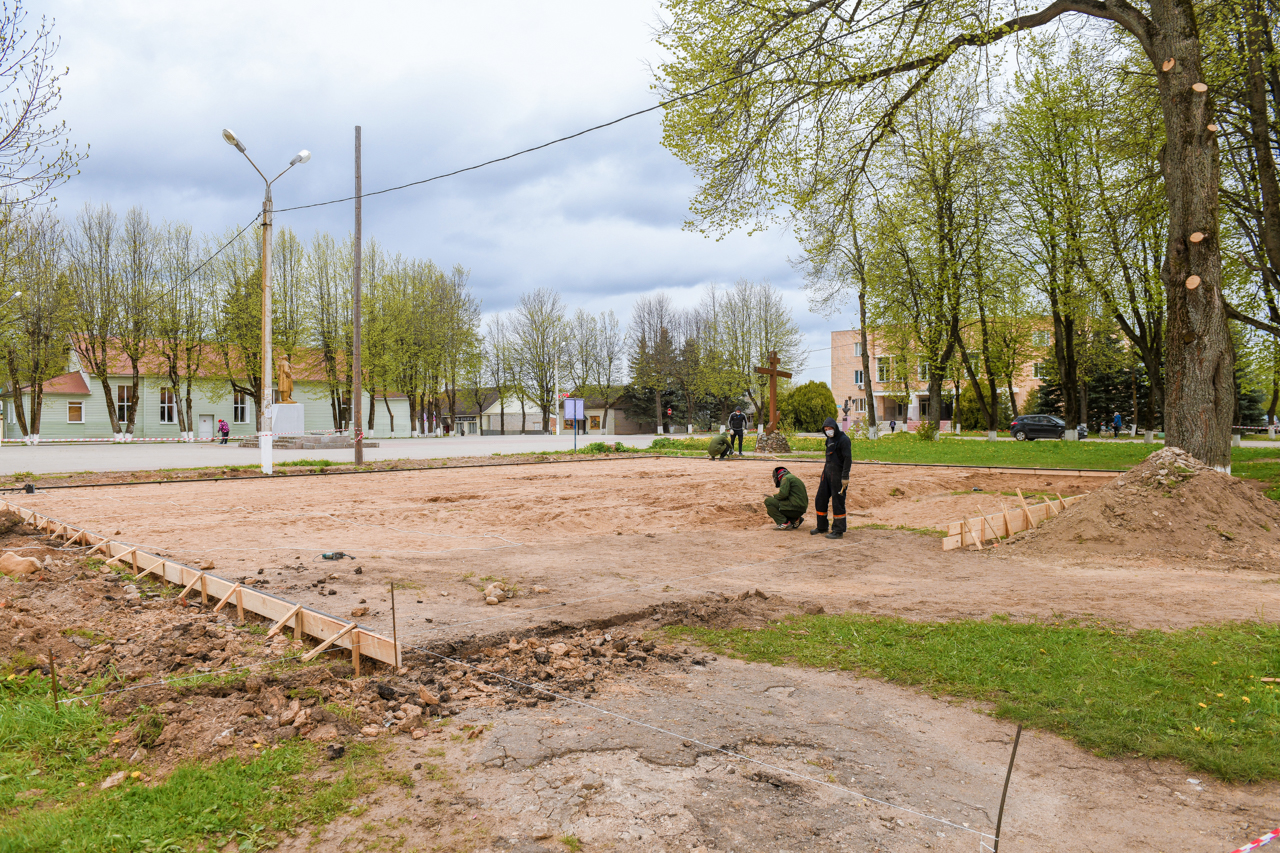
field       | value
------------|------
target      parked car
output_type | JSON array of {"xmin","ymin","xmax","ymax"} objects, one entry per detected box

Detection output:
[{"xmin": 1009, "ymin": 414, "xmax": 1067, "ymax": 441}]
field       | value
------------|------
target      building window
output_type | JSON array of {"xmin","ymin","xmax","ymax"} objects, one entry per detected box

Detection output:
[
  {"xmin": 877, "ymin": 357, "xmax": 891, "ymax": 383},
  {"xmin": 159, "ymin": 388, "xmax": 177, "ymax": 424},
  {"xmin": 1033, "ymin": 361, "xmax": 1047, "ymax": 379},
  {"xmin": 67, "ymin": 401, "xmax": 84, "ymax": 423},
  {"xmin": 852, "ymin": 341, "xmax": 862, "ymax": 356},
  {"xmin": 1032, "ymin": 330, "xmax": 1051, "ymax": 347},
  {"xmin": 919, "ymin": 361, "xmax": 930, "ymax": 381},
  {"xmin": 233, "ymin": 391, "xmax": 248, "ymax": 424},
  {"xmin": 919, "ymin": 398, "xmax": 930, "ymax": 419},
  {"xmin": 853, "ymin": 397, "xmax": 866, "ymax": 413},
  {"xmin": 116, "ymin": 385, "xmax": 132, "ymax": 423},
  {"xmin": 854, "ymin": 369, "xmax": 864, "ymax": 386}
]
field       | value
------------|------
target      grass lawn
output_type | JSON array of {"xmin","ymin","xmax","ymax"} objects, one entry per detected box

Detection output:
[
  {"xmin": 668, "ymin": 615, "xmax": 1280, "ymax": 783},
  {"xmin": 0, "ymin": 672, "xmax": 386, "ymax": 853}
]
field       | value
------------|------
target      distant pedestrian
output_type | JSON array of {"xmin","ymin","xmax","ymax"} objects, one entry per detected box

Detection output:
[
  {"xmin": 727, "ymin": 406, "xmax": 747, "ymax": 456},
  {"xmin": 218, "ymin": 419, "xmax": 230, "ymax": 444},
  {"xmin": 889, "ymin": 419, "xmax": 896, "ymax": 434},
  {"xmin": 1113, "ymin": 412, "xmax": 1122, "ymax": 438}
]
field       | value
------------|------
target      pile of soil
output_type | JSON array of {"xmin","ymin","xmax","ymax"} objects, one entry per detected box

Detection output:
[{"xmin": 1011, "ymin": 446, "xmax": 1280, "ymax": 567}]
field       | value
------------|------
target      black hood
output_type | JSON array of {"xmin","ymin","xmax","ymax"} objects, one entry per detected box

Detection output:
[{"xmin": 823, "ymin": 417, "xmax": 841, "ymax": 434}]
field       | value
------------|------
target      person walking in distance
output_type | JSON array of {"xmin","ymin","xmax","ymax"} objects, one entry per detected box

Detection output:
[
  {"xmin": 1112, "ymin": 411, "xmax": 1123, "ymax": 438},
  {"xmin": 811, "ymin": 417, "xmax": 851, "ymax": 539},
  {"xmin": 765, "ymin": 466, "xmax": 807, "ymax": 529},
  {"xmin": 218, "ymin": 418, "xmax": 230, "ymax": 444},
  {"xmin": 727, "ymin": 406, "xmax": 748, "ymax": 456}
]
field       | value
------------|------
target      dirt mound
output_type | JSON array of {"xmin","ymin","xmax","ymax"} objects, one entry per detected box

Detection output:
[{"xmin": 1011, "ymin": 447, "xmax": 1280, "ymax": 567}]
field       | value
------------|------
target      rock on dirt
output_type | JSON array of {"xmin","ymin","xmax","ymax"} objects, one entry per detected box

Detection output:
[
  {"xmin": 0, "ymin": 552, "xmax": 40, "ymax": 577},
  {"xmin": 1011, "ymin": 446, "xmax": 1280, "ymax": 566}
]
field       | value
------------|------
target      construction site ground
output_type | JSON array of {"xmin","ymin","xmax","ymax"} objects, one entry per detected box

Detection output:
[{"xmin": 3, "ymin": 455, "xmax": 1278, "ymax": 852}]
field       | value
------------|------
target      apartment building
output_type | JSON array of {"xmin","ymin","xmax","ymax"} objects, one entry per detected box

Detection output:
[{"xmin": 830, "ymin": 328, "xmax": 1047, "ymax": 428}]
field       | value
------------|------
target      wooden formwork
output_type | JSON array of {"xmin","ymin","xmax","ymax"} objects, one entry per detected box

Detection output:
[
  {"xmin": 2, "ymin": 499, "xmax": 399, "ymax": 668},
  {"xmin": 942, "ymin": 490, "xmax": 1088, "ymax": 550}
]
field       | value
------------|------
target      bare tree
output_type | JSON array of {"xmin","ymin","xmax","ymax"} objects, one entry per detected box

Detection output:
[{"xmin": 511, "ymin": 288, "xmax": 566, "ymax": 432}]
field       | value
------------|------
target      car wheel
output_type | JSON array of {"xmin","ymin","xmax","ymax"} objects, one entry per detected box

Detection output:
[
  {"xmin": 1057, "ymin": 430, "xmax": 1065, "ymax": 440},
  {"xmin": 1014, "ymin": 430, "xmax": 1027, "ymax": 441}
]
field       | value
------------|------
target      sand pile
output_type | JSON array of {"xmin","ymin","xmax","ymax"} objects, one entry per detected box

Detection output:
[{"xmin": 1012, "ymin": 446, "xmax": 1280, "ymax": 568}]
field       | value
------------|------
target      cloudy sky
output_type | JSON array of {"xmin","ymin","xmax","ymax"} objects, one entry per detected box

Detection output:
[{"xmin": 42, "ymin": 0, "xmax": 846, "ymax": 383}]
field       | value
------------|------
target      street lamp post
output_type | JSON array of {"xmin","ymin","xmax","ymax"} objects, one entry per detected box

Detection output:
[{"xmin": 221, "ymin": 129, "xmax": 310, "ymax": 474}]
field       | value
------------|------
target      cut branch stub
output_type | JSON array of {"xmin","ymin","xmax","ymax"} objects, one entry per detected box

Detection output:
[
  {"xmin": 1192, "ymin": 82, "xmax": 1208, "ymax": 93},
  {"xmin": 1189, "ymin": 232, "xmax": 1206, "ymax": 243},
  {"xmin": 1186, "ymin": 275, "xmax": 1202, "ymax": 290},
  {"xmin": 1207, "ymin": 123, "xmax": 1219, "ymax": 132},
  {"xmin": 1162, "ymin": 58, "xmax": 1175, "ymax": 71}
]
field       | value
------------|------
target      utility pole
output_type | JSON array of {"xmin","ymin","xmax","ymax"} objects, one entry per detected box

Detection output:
[
  {"xmin": 554, "ymin": 350, "xmax": 560, "ymax": 435},
  {"xmin": 261, "ymin": 186, "xmax": 274, "ymax": 473},
  {"xmin": 353, "ymin": 126, "xmax": 364, "ymax": 464}
]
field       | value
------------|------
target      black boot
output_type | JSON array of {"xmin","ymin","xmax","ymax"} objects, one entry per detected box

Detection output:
[
  {"xmin": 825, "ymin": 531, "xmax": 843, "ymax": 539},
  {"xmin": 810, "ymin": 528, "xmax": 826, "ymax": 536}
]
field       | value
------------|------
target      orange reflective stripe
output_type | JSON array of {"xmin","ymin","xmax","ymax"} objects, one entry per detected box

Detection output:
[
  {"xmin": 816, "ymin": 511, "xmax": 827, "ymax": 516},
  {"xmin": 833, "ymin": 514, "xmax": 846, "ymax": 519}
]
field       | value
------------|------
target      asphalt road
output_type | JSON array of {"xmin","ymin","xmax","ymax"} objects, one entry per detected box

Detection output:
[{"xmin": 0, "ymin": 434, "xmax": 663, "ymax": 475}]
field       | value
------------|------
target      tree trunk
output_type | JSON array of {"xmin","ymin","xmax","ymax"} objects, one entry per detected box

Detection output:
[
  {"xmin": 125, "ymin": 367, "xmax": 141, "ymax": 435},
  {"xmin": 97, "ymin": 374, "xmax": 122, "ymax": 435},
  {"xmin": 5, "ymin": 353, "xmax": 28, "ymax": 437},
  {"xmin": 1153, "ymin": 1, "xmax": 1234, "ymax": 470},
  {"xmin": 858, "ymin": 292, "xmax": 877, "ymax": 428},
  {"xmin": 367, "ymin": 390, "xmax": 376, "ymax": 431},
  {"xmin": 1007, "ymin": 377, "xmax": 1019, "ymax": 419},
  {"xmin": 383, "ymin": 393, "xmax": 394, "ymax": 434}
]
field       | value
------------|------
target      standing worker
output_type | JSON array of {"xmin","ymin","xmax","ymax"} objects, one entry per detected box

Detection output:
[
  {"xmin": 811, "ymin": 416, "xmax": 851, "ymax": 539},
  {"xmin": 707, "ymin": 431, "xmax": 732, "ymax": 460},
  {"xmin": 765, "ymin": 466, "xmax": 807, "ymax": 530},
  {"xmin": 727, "ymin": 406, "xmax": 748, "ymax": 456},
  {"xmin": 1112, "ymin": 411, "xmax": 1122, "ymax": 438}
]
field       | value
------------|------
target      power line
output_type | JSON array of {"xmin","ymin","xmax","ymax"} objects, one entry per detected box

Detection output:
[{"xmin": 273, "ymin": 12, "xmax": 905, "ymax": 216}]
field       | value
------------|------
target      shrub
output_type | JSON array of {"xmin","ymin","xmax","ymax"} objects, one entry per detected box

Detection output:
[
  {"xmin": 914, "ymin": 419, "xmax": 938, "ymax": 442},
  {"xmin": 779, "ymin": 381, "xmax": 838, "ymax": 432}
]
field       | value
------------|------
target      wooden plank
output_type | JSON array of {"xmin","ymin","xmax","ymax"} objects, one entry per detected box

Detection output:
[
  {"xmin": 1044, "ymin": 496, "xmax": 1058, "ymax": 518},
  {"xmin": 1016, "ymin": 489, "xmax": 1035, "ymax": 530},
  {"xmin": 1001, "ymin": 503, "xmax": 1014, "ymax": 539},
  {"xmin": 267, "ymin": 603, "xmax": 303, "ymax": 639},
  {"xmin": 962, "ymin": 517, "xmax": 982, "ymax": 550},
  {"xmin": 302, "ymin": 621, "xmax": 357, "ymax": 662},
  {"xmin": 352, "ymin": 630, "xmax": 361, "ymax": 677},
  {"xmin": 4, "ymin": 501, "xmax": 400, "ymax": 666}
]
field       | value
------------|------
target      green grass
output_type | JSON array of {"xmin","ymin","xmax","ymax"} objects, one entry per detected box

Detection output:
[
  {"xmin": 668, "ymin": 615, "xmax": 1280, "ymax": 783},
  {"xmin": 0, "ymin": 671, "xmax": 381, "ymax": 852},
  {"xmin": 652, "ymin": 433, "xmax": 1280, "ymax": 473},
  {"xmin": 277, "ymin": 458, "xmax": 336, "ymax": 468}
]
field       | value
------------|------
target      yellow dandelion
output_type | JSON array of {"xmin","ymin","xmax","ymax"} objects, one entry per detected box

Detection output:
[
  {"xmin": 1194, "ymin": 726, "xmax": 1201, "ymax": 732},
  {"xmin": 1216, "ymin": 693, "xmax": 1223, "ymax": 697},
  {"xmin": 129, "ymin": 771, "xmax": 140, "ymax": 779},
  {"xmin": 1242, "ymin": 697, "xmax": 1250, "ymax": 703},
  {"xmin": 1199, "ymin": 702, "xmax": 1208, "ymax": 708},
  {"xmin": 1230, "ymin": 718, "xmax": 1236, "ymax": 723}
]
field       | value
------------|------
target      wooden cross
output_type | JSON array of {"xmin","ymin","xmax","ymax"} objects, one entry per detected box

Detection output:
[{"xmin": 753, "ymin": 350, "xmax": 792, "ymax": 435}]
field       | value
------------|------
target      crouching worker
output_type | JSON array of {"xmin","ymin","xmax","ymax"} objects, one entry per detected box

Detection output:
[
  {"xmin": 765, "ymin": 466, "xmax": 807, "ymax": 530},
  {"xmin": 708, "ymin": 432, "xmax": 732, "ymax": 460}
]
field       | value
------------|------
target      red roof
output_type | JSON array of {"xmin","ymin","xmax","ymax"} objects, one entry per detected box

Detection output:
[{"xmin": 32, "ymin": 372, "xmax": 90, "ymax": 395}]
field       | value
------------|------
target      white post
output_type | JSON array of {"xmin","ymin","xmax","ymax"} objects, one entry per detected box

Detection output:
[
  {"xmin": 260, "ymin": 189, "xmax": 273, "ymax": 475},
  {"xmin": 554, "ymin": 352, "xmax": 560, "ymax": 436}
]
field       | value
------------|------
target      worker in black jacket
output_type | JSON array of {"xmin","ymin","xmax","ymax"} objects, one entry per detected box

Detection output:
[
  {"xmin": 727, "ymin": 407, "xmax": 748, "ymax": 456},
  {"xmin": 811, "ymin": 416, "xmax": 852, "ymax": 539}
]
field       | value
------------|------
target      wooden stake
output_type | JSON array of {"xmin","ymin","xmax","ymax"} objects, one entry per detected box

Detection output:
[
  {"xmin": 49, "ymin": 647, "xmax": 59, "ymax": 712},
  {"xmin": 267, "ymin": 603, "xmax": 303, "ymax": 638},
  {"xmin": 235, "ymin": 587, "xmax": 244, "ymax": 622},
  {"xmin": 213, "ymin": 583, "xmax": 240, "ymax": 613},
  {"xmin": 1044, "ymin": 496, "xmax": 1058, "ymax": 517},
  {"xmin": 1056, "ymin": 493, "xmax": 1066, "ymax": 512},
  {"xmin": 1001, "ymin": 502, "xmax": 1014, "ymax": 540},
  {"xmin": 962, "ymin": 517, "xmax": 983, "ymax": 550},
  {"xmin": 1016, "ymin": 488, "xmax": 1035, "ymax": 529},
  {"xmin": 200, "ymin": 574, "xmax": 208, "ymax": 605},
  {"xmin": 352, "ymin": 629, "xmax": 361, "ymax": 677},
  {"xmin": 88, "ymin": 539, "xmax": 111, "ymax": 556},
  {"xmin": 302, "ymin": 621, "xmax": 356, "ymax": 662},
  {"xmin": 294, "ymin": 606, "xmax": 303, "ymax": 641},
  {"xmin": 105, "ymin": 548, "xmax": 137, "ymax": 568},
  {"xmin": 178, "ymin": 570, "xmax": 202, "ymax": 601},
  {"xmin": 390, "ymin": 582, "xmax": 399, "ymax": 669}
]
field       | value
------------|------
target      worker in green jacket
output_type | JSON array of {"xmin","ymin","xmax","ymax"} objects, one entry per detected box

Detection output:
[
  {"xmin": 764, "ymin": 466, "xmax": 808, "ymax": 530},
  {"xmin": 708, "ymin": 432, "xmax": 732, "ymax": 460}
]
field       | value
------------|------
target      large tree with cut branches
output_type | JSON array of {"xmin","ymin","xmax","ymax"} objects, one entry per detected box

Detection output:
[{"xmin": 658, "ymin": 0, "xmax": 1235, "ymax": 468}]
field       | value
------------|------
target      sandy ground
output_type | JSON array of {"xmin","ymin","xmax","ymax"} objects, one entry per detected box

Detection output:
[{"xmin": 10, "ymin": 457, "xmax": 1280, "ymax": 851}]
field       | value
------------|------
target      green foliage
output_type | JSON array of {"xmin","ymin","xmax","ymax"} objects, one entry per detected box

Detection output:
[
  {"xmin": 670, "ymin": 615, "xmax": 1280, "ymax": 783},
  {"xmin": 913, "ymin": 419, "xmax": 938, "ymax": 441},
  {"xmin": 779, "ymin": 381, "xmax": 837, "ymax": 432}
]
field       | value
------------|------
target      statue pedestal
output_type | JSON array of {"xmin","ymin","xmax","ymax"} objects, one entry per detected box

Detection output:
[
  {"xmin": 756, "ymin": 431, "xmax": 792, "ymax": 454},
  {"xmin": 272, "ymin": 402, "xmax": 305, "ymax": 437}
]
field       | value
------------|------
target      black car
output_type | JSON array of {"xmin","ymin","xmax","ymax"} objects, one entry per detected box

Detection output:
[{"xmin": 1009, "ymin": 414, "xmax": 1066, "ymax": 441}]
